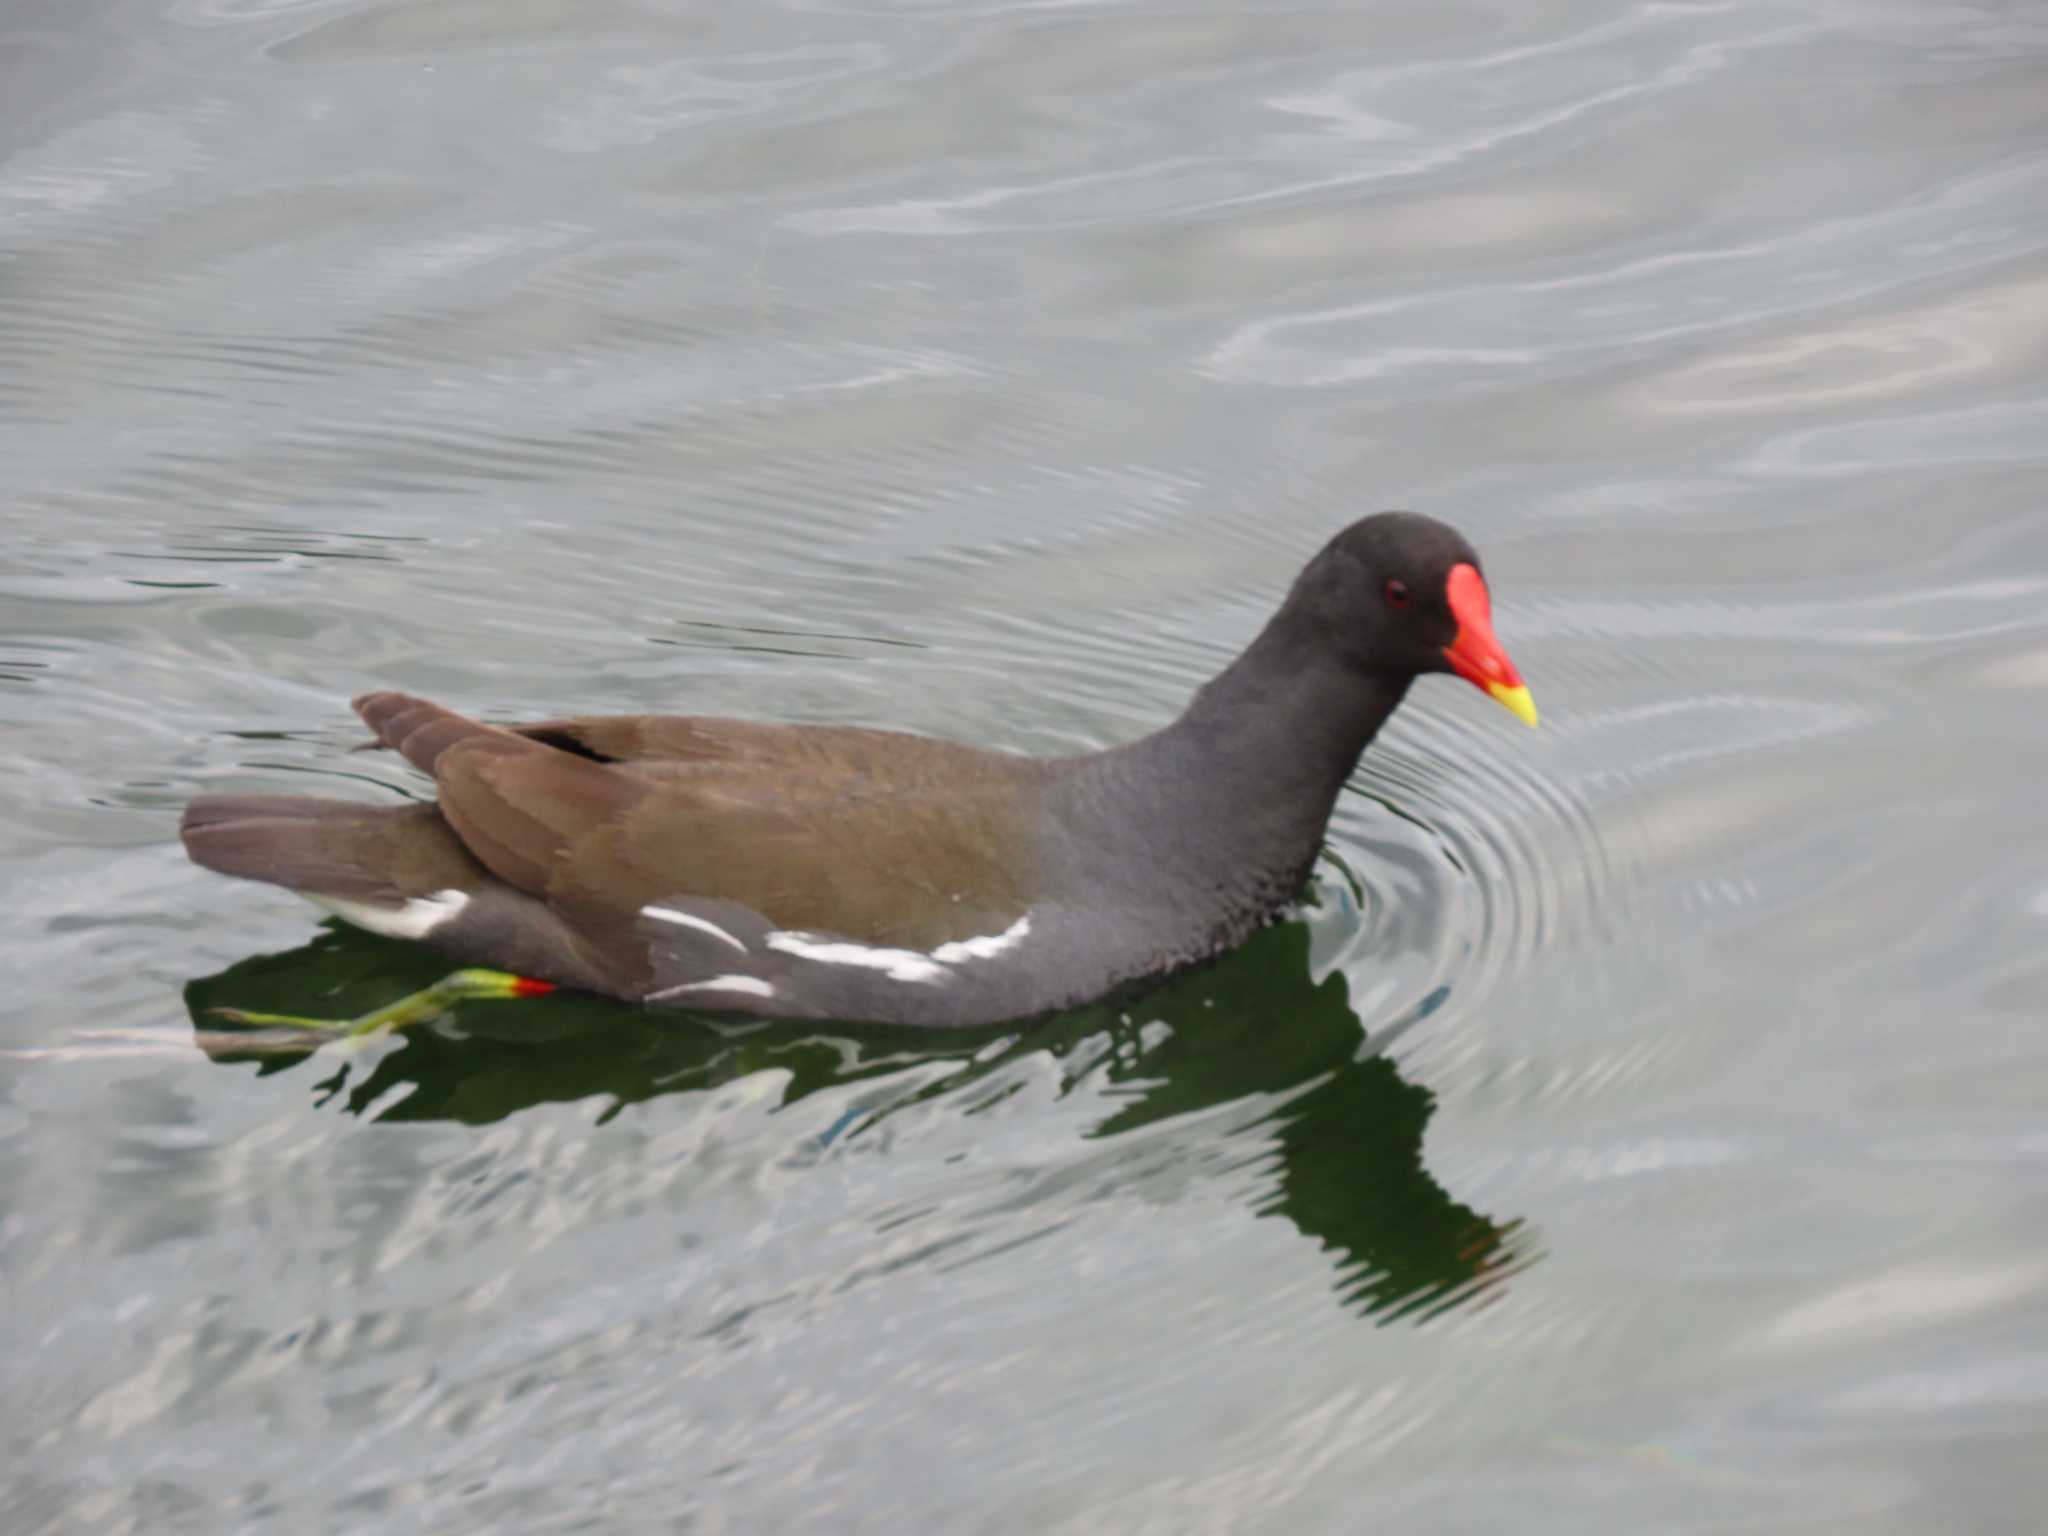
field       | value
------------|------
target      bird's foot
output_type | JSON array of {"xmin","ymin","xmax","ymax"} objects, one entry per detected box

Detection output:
[{"xmin": 208, "ymin": 968, "xmax": 556, "ymax": 1040}]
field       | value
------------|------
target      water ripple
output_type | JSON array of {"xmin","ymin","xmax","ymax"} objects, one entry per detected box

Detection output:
[{"xmin": 8, "ymin": 0, "xmax": 2048, "ymax": 1526}]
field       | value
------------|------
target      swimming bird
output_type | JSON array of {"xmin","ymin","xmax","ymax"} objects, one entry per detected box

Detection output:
[{"xmin": 181, "ymin": 511, "xmax": 1534, "ymax": 1034}]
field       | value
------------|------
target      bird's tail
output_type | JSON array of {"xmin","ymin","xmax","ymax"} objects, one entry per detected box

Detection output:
[{"xmin": 179, "ymin": 795, "xmax": 481, "ymax": 902}]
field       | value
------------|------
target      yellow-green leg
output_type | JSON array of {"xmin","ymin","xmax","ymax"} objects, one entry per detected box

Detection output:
[{"xmin": 209, "ymin": 968, "xmax": 557, "ymax": 1039}]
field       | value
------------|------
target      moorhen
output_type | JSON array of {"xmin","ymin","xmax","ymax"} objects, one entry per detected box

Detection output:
[{"xmin": 181, "ymin": 512, "xmax": 1534, "ymax": 1034}]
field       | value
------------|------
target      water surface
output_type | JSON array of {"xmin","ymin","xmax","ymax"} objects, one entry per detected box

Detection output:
[{"xmin": 5, "ymin": 0, "xmax": 2048, "ymax": 1530}]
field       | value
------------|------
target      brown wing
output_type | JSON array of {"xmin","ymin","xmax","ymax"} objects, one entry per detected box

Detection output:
[
  {"xmin": 554, "ymin": 767, "xmax": 1043, "ymax": 948},
  {"xmin": 363, "ymin": 695, "xmax": 1048, "ymax": 949},
  {"xmin": 511, "ymin": 712, "xmax": 1006, "ymax": 779}
]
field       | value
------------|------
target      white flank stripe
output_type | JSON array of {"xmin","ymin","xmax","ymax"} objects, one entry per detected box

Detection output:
[
  {"xmin": 648, "ymin": 975, "xmax": 777, "ymax": 1001},
  {"xmin": 764, "ymin": 932, "xmax": 945, "ymax": 984},
  {"xmin": 761, "ymin": 915, "xmax": 1033, "ymax": 985},
  {"xmin": 308, "ymin": 888, "xmax": 470, "ymax": 941},
  {"xmin": 932, "ymin": 915, "xmax": 1032, "ymax": 964},
  {"xmin": 640, "ymin": 905, "xmax": 748, "ymax": 953}
]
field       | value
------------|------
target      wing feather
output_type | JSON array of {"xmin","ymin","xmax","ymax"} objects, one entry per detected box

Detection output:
[{"xmin": 369, "ymin": 695, "xmax": 1048, "ymax": 948}]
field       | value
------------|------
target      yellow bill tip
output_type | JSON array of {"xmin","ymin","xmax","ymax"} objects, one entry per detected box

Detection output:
[{"xmin": 1486, "ymin": 682, "xmax": 1539, "ymax": 729}]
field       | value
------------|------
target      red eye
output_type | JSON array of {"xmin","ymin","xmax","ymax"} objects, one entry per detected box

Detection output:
[{"xmin": 1384, "ymin": 579, "xmax": 1411, "ymax": 608}]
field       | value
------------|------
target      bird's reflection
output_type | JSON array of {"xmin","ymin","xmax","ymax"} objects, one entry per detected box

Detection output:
[{"xmin": 186, "ymin": 917, "xmax": 1533, "ymax": 1320}]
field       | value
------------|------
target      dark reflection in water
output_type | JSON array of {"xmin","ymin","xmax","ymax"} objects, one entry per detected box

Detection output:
[{"xmin": 188, "ymin": 917, "xmax": 1530, "ymax": 1322}]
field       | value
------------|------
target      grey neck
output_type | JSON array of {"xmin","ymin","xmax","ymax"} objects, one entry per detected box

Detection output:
[{"xmin": 1064, "ymin": 611, "xmax": 1410, "ymax": 929}]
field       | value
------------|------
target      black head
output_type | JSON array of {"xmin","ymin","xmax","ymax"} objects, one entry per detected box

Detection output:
[{"xmin": 1286, "ymin": 511, "xmax": 1536, "ymax": 726}]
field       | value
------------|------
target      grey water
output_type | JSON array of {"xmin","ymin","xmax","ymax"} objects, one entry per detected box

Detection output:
[{"xmin": 5, "ymin": 0, "xmax": 2048, "ymax": 1530}]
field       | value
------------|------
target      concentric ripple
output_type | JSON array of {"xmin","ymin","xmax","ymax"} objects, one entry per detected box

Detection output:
[{"xmin": 1339, "ymin": 701, "xmax": 1627, "ymax": 1028}]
